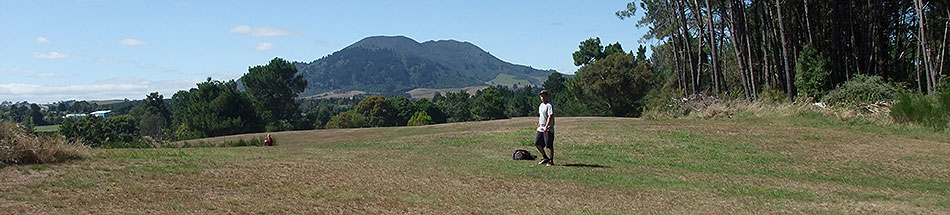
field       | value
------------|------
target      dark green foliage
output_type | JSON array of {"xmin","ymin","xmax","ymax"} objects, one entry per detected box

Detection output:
[
  {"xmin": 821, "ymin": 74, "xmax": 904, "ymax": 106},
  {"xmin": 299, "ymin": 97, "xmax": 358, "ymax": 129},
  {"xmin": 389, "ymin": 96, "xmax": 416, "ymax": 126},
  {"xmin": 131, "ymin": 92, "xmax": 172, "ymax": 139},
  {"xmin": 60, "ymin": 115, "xmax": 138, "ymax": 147},
  {"xmin": 604, "ymin": 42, "xmax": 624, "ymax": 57},
  {"xmin": 242, "ymin": 57, "xmax": 307, "ymax": 131},
  {"xmin": 325, "ymin": 110, "xmax": 369, "ymax": 129},
  {"xmin": 504, "ymin": 85, "xmax": 537, "ymax": 118},
  {"xmin": 414, "ymin": 98, "xmax": 447, "ymax": 124},
  {"xmin": 542, "ymin": 73, "xmax": 565, "ymax": 95},
  {"xmin": 890, "ymin": 90, "xmax": 950, "ymax": 129},
  {"xmin": 294, "ymin": 36, "xmax": 553, "ymax": 96},
  {"xmin": 171, "ymin": 78, "xmax": 263, "ymax": 140},
  {"xmin": 355, "ymin": 96, "xmax": 397, "ymax": 127},
  {"xmin": 438, "ymin": 90, "xmax": 473, "ymax": 122},
  {"xmin": 572, "ymin": 37, "xmax": 605, "ymax": 66},
  {"xmin": 794, "ymin": 45, "xmax": 832, "ymax": 99},
  {"xmin": 472, "ymin": 86, "xmax": 508, "ymax": 120},
  {"xmin": 576, "ymin": 52, "xmax": 655, "ymax": 117},
  {"xmin": 407, "ymin": 111, "xmax": 434, "ymax": 126}
]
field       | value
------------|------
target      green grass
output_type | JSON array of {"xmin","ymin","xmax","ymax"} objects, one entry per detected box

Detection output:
[
  {"xmin": 33, "ymin": 124, "xmax": 60, "ymax": 132},
  {"xmin": 1, "ymin": 117, "xmax": 948, "ymax": 214},
  {"xmin": 486, "ymin": 73, "xmax": 534, "ymax": 86}
]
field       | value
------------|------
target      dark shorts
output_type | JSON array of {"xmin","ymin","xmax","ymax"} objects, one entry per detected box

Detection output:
[{"xmin": 535, "ymin": 131, "xmax": 554, "ymax": 149}]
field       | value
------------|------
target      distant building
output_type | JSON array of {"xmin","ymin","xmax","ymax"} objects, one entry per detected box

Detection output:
[
  {"xmin": 63, "ymin": 110, "xmax": 112, "ymax": 119},
  {"xmin": 64, "ymin": 114, "xmax": 87, "ymax": 119},
  {"xmin": 90, "ymin": 110, "xmax": 112, "ymax": 118}
]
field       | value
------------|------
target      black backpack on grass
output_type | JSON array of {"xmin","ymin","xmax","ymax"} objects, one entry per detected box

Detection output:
[{"xmin": 512, "ymin": 150, "xmax": 536, "ymax": 160}]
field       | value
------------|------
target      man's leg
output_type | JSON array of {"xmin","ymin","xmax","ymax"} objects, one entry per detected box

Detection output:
[
  {"xmin": 535, "ymin": 132, "xmax": 549, "ymax": 162},
  {"xmin": 545, "ymin": 131, "xmax": 555, "ymax": 165}
]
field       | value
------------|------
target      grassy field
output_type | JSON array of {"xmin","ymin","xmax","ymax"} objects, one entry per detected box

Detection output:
[
  {"xmin": 1, "ymin": 115, "xmax": 948, "ymax": 214},
  {"xmin": 32, "ymin": 124, "xmax": 60, "ymax": 133}
]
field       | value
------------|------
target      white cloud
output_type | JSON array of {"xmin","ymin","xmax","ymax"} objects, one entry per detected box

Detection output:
[
  {"xmin": 253, "ymin": 42, "xmax": 273, "ymax": 51},
  {"xmin": 33, "ymin": 51, "xmax": 69, "ymax": 59},
  {"xmin": 36, "ymin": 37, "xmax": 50, "ymax": 44},
  {"xmin": 229, "ymin": 25, "xmax": 252, "ymax": 33},
  {"xmin": 0, "ymin": 78, "xmax": 205, "ymax": 103},
  {"xmin": 229, "ymin": 25, "xmax": 292, "ymax": 37},
  {"xmin": 119, "ymin": 38, "xmax": 146, "ymax": 46}
]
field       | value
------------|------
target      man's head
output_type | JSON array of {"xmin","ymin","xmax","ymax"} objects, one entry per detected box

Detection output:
[{"xmin": 539, "ymin": 90, "xmax": 550, "ymax": 102}]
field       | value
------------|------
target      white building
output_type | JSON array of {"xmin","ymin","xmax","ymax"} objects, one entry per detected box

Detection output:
[{"xmin": 90, "ymin": 110, "xmax": 112, "ymax": 118}]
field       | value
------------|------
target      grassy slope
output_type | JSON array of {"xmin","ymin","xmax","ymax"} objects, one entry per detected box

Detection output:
[{"xmin": 1, "ymin": 116, "xmax": 948, "ymax": 214}]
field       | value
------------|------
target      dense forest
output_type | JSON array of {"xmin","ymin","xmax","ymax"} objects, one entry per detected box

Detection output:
[{"xmin": 619, "ymin": 0, "xmax": 949, "ymax": 101}]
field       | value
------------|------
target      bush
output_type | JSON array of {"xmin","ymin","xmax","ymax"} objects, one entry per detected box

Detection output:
[
  {"xmin": 890, "ymin": 90, "xmax": 950, "ymax": 129},
  {"xmin": 757, "ymin": 86, "xmax": 789, "ymax": 104},
  {"xmin": 794, "ymin": 45, "xmax": 832, "ymax": 99},
  {"xmin": 821, "ymin": 74, "xmax": 903, "ymax": 106},
  {"xmin": 1, "ymin": 121, "xmax": 88, "ymax": 165},
  {"xmin": 641, "ymin": 88, "xmax": 689, "ymax": 118},
  {"xmin": 407, "ymin": 111, "xmax": 434, "ymax": 126},
  {"xmin": 60, "ymin": 115, "xmax": 139, "ymax": 147},
  {"xmin": 325, "ymin": 111, "xmax": 369, "ymax": 129}
]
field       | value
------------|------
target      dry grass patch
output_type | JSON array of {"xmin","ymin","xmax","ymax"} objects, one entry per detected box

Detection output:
[{"xmin": 0, "ymin": 121, "xmax": 88, "ymax": 166}]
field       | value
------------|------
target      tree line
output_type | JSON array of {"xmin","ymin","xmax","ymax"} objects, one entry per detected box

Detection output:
[{"xmin": 620, "ymin": 0, "xmax": 949, "ymax": 102}]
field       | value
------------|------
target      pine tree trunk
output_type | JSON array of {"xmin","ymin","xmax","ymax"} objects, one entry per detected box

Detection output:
[
  {"xmin": 759, "ymin": 0, "xmax": 772, "ymax": 88},
  {"xmin": 803, "ymin": 0, "xmax": 814, "ymax": 45},
  {"xmin": 728, "ymin": 0, "xmax": 751, "ymax": 101},
  {"xmin": 743, "ymin": 4, "xmax": 757, "ymax": 100},
  {"xmin": 675, "ymin": 0, "xmax": 698, "ymax": 94},
  {"xmin": 705, "ymin": 0, "xmax": 721, "ymax": 95},
  {"xmin": 915, "ymin": 0, "xmax": 935, "ymax": 93},
  {"xmin": 775, "ymin": 0, "xmax": 794, "ymax": 103},
  {"xmin": 692, "ymin": 0, "xmax": 706, "ymax": 94}
]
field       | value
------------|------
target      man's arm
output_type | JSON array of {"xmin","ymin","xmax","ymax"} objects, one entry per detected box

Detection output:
[
  {"xmin": 544, "ymin": 113, "xmax": 554, "ymax": 133},
  {"xmin": 544, "ymin": 113, "xmax": 554, "ymax": 132}
]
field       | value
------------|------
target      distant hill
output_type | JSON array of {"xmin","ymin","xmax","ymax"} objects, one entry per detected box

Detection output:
[{"xmin": 294, "ymin": 35, "xmax": 555, "ymax": 97}]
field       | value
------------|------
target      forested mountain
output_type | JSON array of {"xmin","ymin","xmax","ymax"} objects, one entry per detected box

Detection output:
[{"xmin": 294, "ymin": 36, "xmax": 555, "ymax": 96}]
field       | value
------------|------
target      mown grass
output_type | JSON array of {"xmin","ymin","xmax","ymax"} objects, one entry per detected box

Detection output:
[
  {"xmin": 32, "ymin": 124, "xmax": 60, "ymax": 133},
  {"xmin": 1, "ymin": 116, "xmax": 947, "ymax": 214}
]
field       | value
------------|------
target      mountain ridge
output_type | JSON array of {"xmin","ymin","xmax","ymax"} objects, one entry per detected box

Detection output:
[{"xmin": 294, "ymin": 35, "xmax": 555, "ymax": 97}]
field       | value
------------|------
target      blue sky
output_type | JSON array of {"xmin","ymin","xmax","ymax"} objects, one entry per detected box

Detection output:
[{"xmin": 0, "ymin": 0, "xmax": 649, "ymax": 103}]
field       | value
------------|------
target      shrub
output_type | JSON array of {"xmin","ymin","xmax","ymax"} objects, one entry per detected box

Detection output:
[
  {"xmin": 794, "ymin": 45, "xmax": 832, "ymax": 99},
  {"xmin": 1, "ymin": 121, "xmax": 88, "ymax": 165},
  {"xmin": 890, "ymin": 90, "xmax": 950, "ymax": 129},
  {"xmin": 325, "ymin": 111, "xmax": 369, "ymax": 129},
  {"xmin": 756, "ymin": 86, "xmax": 788, "ymax": 104},
  {"xmin": 407, "ymin": 111, "xmax": 434, "ymax": 126},
  {"xmin": 60, "ymin": 115, "xmax": 139, "ymax": 147},
  {"xmin": 821, "ymin": 74, "xmax": 903, "ymax": 106},
  {"xmin": 641, "ymin": 88, "xmax": 689, "ymax": 119}
]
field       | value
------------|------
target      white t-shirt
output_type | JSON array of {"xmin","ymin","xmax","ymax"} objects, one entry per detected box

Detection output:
[{"xmin": 538, "ymin": 102, "xmax": 554, "ymax": 132}]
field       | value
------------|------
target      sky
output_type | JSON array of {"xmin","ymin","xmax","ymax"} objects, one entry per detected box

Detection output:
[{"xmin": 0, "ymin": 0, "xmax": 650, "ymax": 103}]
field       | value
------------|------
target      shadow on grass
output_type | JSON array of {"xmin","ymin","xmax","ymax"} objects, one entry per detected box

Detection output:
[{"xmin": 562, "ymin": 163, "xmax": 609, "ymax": 168}]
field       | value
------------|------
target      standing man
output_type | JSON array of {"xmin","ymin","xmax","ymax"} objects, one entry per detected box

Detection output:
[{"xmin": 536, "ymin": 90, "xmax": 555, "ymax": 166}]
